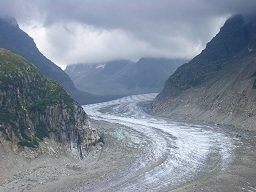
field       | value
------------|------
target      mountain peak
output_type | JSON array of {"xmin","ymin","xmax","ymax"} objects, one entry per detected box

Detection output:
[
  {"xmin": 224, "ymin": 14, "xmax": 244, "ymax": 26},
  {"xmin": 158, "ymin": 14, "xmax": 254, "ymax": 98},
  {"xmin": 204, "ymin": 14, "xmax": 248, "ymax": 61},
  {"xmin": 152, "ymin": 14, "xmax": 256, "ymax": 130}
]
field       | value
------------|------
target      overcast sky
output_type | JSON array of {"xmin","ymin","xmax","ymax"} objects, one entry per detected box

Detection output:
[{"xmin": 0, "ymin": 0, "xmax": 256, "ymax": 68}]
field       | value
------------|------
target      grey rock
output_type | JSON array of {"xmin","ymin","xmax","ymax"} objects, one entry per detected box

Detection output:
[
  {"xmin": 152, "ymin": 15, "xmax": 256, "ymax": 130},
  {"xmin": 0, "ymin": 49, "xmax": 100, "ymax": 158}
]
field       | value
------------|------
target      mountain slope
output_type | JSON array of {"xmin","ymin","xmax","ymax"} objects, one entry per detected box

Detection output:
[
  {"xmin": 0, "ymin": 48, "xmax": 99, "ymax": 157},
  {"xmin": 0, "ymin": 16, "xmax": 114, "ymax": 104},
  {"xmin": 152, "ymin": 15, "xmax": 256, "ymax": 130},
  {"xmin": 65, "ymin": 58, "xmax": 185, "ymax": 95}
]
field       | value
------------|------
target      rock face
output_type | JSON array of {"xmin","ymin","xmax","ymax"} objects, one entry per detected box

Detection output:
[
  {"xmin": 65, "ymin": 58, "xmax": 185, "ymax": 95},
  {"xmin": 0, "ymin": 16, "xmax": 113, "ymax": 104},
  {"xmin": 0, "ymin": 49, "xmax": 99, "ymax": 158},
  {"xmin": 152, "ymin": 15, "xmax": 256, "ymax": 130}
]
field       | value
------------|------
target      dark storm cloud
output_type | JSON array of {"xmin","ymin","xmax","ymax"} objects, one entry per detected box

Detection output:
[
  {"xmin": 0, "ymin": 0, "xmax": 256, "ymax": 67},
  {"xmin": 10, "ymin": 0, "xmax": 255, "ymax": 27}
]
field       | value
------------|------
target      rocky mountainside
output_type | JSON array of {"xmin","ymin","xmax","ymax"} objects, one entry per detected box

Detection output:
[
  {"xmin": 152, "ymin": 15, "xmax": 256, "ymax": 130},
  {"xmin": 0, "ymin": 48, "xmax": 99, "ymax": 158},
  {"xmin": 65, "ymin": 58, "xmax": 185, "ymax": 95},
  {"xmin": 0, "ymin": 16, "xmax": 116, "ymax": 104}
]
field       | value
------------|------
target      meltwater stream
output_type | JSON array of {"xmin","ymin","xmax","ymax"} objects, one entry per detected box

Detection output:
[{"xmin": 83, "ymin": 93, "xmax": 235, "ymax": 192}]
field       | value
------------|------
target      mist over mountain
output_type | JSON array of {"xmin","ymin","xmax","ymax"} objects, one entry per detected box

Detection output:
[
  {"xmin": 0, "ymin": 16, "xmax": 118, "ymax": 104},
  {"xmin": 65, "ymin": 58, "xmax": 185, "ymax": 95},
  {"xmin": 152, "ymin": 15, "xmax": 256, "ymax": 130}
]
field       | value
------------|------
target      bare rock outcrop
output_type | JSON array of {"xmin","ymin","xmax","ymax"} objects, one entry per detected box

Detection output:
[
  {"xmin": 0, "ymin": 48, "xmax": 100, "ymax": 159},
  {"xmin": 152, "ymin": 15, "xmax": 256, "ymax": 130}
]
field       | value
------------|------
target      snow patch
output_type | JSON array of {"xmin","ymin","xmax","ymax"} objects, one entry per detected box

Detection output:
[{"xmin": 96, "ymin": 64, "xmax": 106, "ymax": 69}]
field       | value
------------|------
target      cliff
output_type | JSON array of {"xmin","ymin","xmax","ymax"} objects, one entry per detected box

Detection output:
[
  {"xmin": 0, "ymin": 48, "xmax": 99, "ymax": 158},
  {"xmin": 152, "ymin": 15, "xmax": 256, "ymax": 130}
]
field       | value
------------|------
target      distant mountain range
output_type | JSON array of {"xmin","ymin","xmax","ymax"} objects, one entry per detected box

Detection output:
[
  {"xmin": 65, "ymin": 58, "xmax": 186, "ymax": 95},
  {"xmin": 152, "ymin": 15, "xmax": 256, "ymax": 130},
  {"xmin": 0, "ymin": 17, "xmax": 119, "ymax": 104}
]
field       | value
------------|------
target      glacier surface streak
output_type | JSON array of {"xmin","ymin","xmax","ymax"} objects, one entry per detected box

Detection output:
[{"xmin": 83, "ymin": 93, "xmax": 235, "ymax": 192}]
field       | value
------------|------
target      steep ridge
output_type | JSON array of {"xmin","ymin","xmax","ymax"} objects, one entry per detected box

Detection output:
[
  {"xmin": 0, "ymin": 16, "xmax": 116, "ymax": 104},
  {"xmin": 0, "ymin": 48, "xmax": 99, "ymax": 158},
  {"xmin": 65, "ymin": 58, "xmax": 185, "ymax": 95},
  {"xmin": 152, "ymin": 15, "xmax": 256, "ymax": 130}
]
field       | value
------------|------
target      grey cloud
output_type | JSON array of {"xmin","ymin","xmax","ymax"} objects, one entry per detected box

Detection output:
[
  {"xmin": 1, "ymin": 0, "xmax": 256, "ymax": 29},
  {"xmin": 0, "ymin": 0, "xmax": 256, "ymax": 67}
]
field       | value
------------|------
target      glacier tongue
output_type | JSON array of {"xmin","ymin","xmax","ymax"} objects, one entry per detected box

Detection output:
[{"xmin": 83, "ymin": 93, "xmax": 235, "ymax": 191}]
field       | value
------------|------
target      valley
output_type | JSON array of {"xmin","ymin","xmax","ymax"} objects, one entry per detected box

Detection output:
[
  {"xmin": 1, "ymin": 93, "xmax": 256, "ymax": 191},
  {"xmin": 81, "ymin": 94, "xmax": 256, "ymax": 192},
  {"xmin": 0, "ymin": 4, "xmax": 256, "ymax": 191}
]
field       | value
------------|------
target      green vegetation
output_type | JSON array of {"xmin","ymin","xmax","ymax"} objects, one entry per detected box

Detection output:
[
  {"xmin": 0, "ymin": 49, "xmax": 40, "ymax": 79},
  {"xmin": 35, "ymin": 123, "xmax": 49, "ymax": 141},
  {"xmin": 28, "ymin": 79, "xmax": 74, "ymax": 113},
  {"xmin": 0, "ymin": 49, "xmax": 79, "ymax": 148},
  {"xmin": 0, "ymin": 109, "xmax": 17, "ymax": 123},
  {"xmin": 18, "ymin": 138, "xmax": 39, "ymax": 148}
]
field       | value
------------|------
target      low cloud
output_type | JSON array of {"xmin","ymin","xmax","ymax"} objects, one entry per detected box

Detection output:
[{"xmin": 1, "ymin": 0, "xmax": 256, "ymax": 68}]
